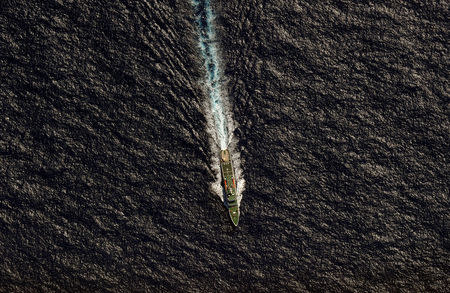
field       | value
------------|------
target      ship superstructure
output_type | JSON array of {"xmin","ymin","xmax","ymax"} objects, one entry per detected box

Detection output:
[{"xmin": 220, "ymin": 149, "xmax": 239, "ymax": 226}]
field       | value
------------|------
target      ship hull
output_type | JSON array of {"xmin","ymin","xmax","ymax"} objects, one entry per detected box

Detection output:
[{"xmin": 220, "ymin": 149, "xmax": 239, "ymax": 226}]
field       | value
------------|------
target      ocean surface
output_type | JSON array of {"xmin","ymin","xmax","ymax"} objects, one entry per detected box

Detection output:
[{"xmin": 1, "ymin": 0, "xmax": 448, "ymax": 292}]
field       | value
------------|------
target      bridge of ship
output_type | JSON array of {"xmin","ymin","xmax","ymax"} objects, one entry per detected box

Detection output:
[{"xmin": 221, "ymin": 162, "xmax": 238, "ymax": 206}]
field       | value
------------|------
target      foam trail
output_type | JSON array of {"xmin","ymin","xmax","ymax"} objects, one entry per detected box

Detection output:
[
  {"xmin": 192, "ymin": 0, "xmax": 228, "ymax": 150},
  {"xmin": 192, "ymin": 0, "xmax": 245, "ymax": 203}
]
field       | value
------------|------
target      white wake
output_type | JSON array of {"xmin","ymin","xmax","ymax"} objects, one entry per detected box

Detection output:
[{"xmin": 192, "ymin": 0, "xmax": 245, "ymax": 204}]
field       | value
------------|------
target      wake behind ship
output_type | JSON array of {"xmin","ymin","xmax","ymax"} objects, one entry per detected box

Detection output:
[{"xmin": 220, "ymin": 149, "xmax": 239, "ymax": 226}]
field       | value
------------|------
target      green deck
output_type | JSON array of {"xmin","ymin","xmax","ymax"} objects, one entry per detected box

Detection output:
[{"xmin": 221, "ymin": 160, "xmax": 239, "ymax": 225}]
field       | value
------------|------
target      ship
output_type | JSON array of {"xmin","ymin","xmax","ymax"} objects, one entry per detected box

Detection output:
[{"xmin": 220, "ymin": 149, "xmax": 239, "ymax": 226}]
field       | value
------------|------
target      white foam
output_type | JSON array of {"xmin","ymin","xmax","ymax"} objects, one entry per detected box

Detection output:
[{"xmin": 192, "ymin": 0, "xmax": 245, "ymax": 206}]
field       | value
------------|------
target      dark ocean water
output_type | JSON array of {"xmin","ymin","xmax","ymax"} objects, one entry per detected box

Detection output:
[{"xmin": 1, "ymin": 0, "xmax": 448, "ymax": 292}]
